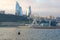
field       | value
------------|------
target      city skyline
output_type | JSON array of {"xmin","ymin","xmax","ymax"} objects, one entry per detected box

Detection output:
[{"xmin": 0, "ymin": 0, "xmax": 60, "ymax": 17}]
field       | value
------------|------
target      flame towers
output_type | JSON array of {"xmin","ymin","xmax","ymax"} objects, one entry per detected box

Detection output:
[
  {"xmin": 26, "ymin": 6, "xmax": 31, "ymax": 17},
  {"xmin": 15, "ymin": 1, "xmax": 31, "ymax": 17},
  {"xmin": 15, "ymin": 1, "xmax": 22, "ymax": 16}
]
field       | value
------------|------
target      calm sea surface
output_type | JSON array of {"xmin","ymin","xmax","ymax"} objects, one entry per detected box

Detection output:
[
  {"xmin": 17, "ymin": 28, "xmax": 60, "ymax": 40},
  {"xmin": 0, "ymin": 27, "xmax": 60, "ymax": 40}
]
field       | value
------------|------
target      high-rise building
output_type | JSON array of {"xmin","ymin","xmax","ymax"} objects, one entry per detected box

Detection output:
[
  {"xmin": 0, "ymin": 10, "xmax": 5, "ymax": 14},
  {"xmin": 26, "ymin": 6, "xmax": 31, "ymax": 17},
  {"xmin": 15, "ymin": 1, "xmax": 22, "ymax": 16}
]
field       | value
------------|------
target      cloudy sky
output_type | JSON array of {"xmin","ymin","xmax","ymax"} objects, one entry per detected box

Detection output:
[{"xmin": 0, "ymin": 0, "xmax": 60, "ymax": 16}]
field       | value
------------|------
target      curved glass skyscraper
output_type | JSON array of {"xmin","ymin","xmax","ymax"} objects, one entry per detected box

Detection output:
[
  {"xmin": 26, "ymin": 6, "xmax": 31, "ymax": 17},
  {"xmin": 15, "ymin": 1, "xmax": 22, "ymax": 16}
]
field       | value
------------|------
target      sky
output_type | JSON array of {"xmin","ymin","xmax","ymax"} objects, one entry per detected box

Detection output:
[{"xmin": 0, "ymin": 0, "xmax": 60, "ymax": 17}]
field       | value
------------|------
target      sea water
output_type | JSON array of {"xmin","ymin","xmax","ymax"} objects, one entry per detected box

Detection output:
[{"xmin": 0, "ymin": 27, "xmax": 60, "ymax": 40}]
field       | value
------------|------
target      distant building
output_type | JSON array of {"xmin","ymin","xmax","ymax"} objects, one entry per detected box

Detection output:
[
  {"xmin": 26, "ymin": 6, "xmax": 31, "ymax": 17},
  {"xmin": 56, "ymin": 17, "xmax": 60, "ymax": 20},
  {"xmin": 56, "ymin": 17, "xmax": 60, "ymax": 21},
  {"xmin": 0, "ymin": 10, "xmax": 5, "ymax": 14},
  {"xmin": 47, "ymin": 16, "xmax": 55, "ymax": 19},
  {"xmin": 15, "ymin": 1, "xmax": 23, "ymax": 16}
]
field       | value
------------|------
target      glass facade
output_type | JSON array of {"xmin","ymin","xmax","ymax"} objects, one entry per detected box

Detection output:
[{"xmin": 16, "ymin": 1, "xmax": 22, "ymax": 16}]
